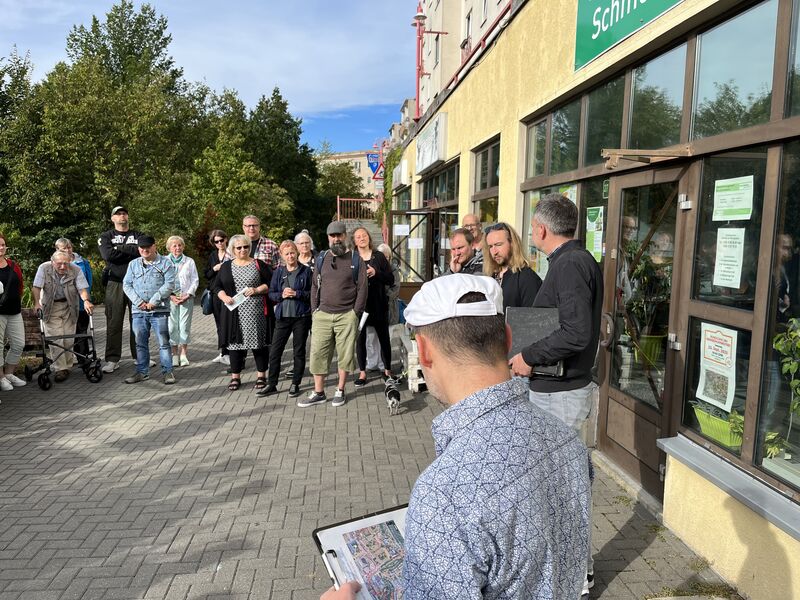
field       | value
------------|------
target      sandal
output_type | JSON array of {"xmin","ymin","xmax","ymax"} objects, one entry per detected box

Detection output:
[
  {"xmin": 253, "ymin": 377, "xmax": 267, "ymax": 390},
  {"xmin": 228, "ymin": 378, "xmax": 241, "ymax": 391}
]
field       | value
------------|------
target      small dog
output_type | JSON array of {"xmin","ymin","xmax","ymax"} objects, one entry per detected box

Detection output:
[{"xmin": 384, "ymin": 377, "xmax": 401, "ymax": 416}]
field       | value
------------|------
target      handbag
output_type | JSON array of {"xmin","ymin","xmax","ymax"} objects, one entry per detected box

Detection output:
[{"xmin": 201, "ymin": 289, "xmax": 213, "ymax": 315}]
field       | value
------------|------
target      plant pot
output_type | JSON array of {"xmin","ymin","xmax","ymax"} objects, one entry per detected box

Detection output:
[
  {"xmin": 635, "ymin": 334, "xmax": 665, "ymax": 368},
  {"xmin": 693, "ymin": 406, "xmax": 742, "ymax": 449}
]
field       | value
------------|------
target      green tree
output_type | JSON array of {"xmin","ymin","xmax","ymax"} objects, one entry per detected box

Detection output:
[{"xmin": 694, "ymin": 81, "xmax": 771, "ymax": 139}]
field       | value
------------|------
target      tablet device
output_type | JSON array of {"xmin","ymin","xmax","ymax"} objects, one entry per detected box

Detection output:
[
  {"xmin": 312, "ymin": 504, "xmax": 408, "ymax": 599},
  {"xmin": 506, "ymin": 306, "xmax": 564, "ymax": 378}
]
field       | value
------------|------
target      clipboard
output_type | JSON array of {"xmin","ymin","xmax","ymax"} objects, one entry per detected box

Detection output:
[
  {"xmin": 506, "ymin": 306, "xmax": 565, "ymax": 378},
  {"xmin": 312, "ymin": 504, "xmax": 408, "ymax": 599}
]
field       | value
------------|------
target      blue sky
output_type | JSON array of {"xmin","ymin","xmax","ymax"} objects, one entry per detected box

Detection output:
[{"xmin": 0, "ymin": 0, "xmax": 416, "ymax": 152}]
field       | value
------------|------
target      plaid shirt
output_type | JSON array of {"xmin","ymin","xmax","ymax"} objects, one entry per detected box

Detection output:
[{"xmin": 251, "ymin": 237, "xmax": 279, "ymax": 269}]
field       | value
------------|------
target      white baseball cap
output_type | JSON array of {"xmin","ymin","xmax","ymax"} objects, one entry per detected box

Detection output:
[{"xmin": 404, "ymin": 274, "xmax": 503, "ymax": 327}]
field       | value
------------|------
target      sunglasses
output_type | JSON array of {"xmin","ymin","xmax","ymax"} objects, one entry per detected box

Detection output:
[
  {"xmin": 214, "ymin": 239, "xmax": 226, "ymax": 244},
  {"xmin": 234, "ymin": 245, "xmax": 249, "ymax": 251},
  {"xmin": 484, "ymin": 223, "xmax": 509, "ymax": 234}
]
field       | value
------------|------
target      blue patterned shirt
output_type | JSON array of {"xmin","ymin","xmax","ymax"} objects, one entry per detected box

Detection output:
[{"xmin": 402, "ymin": 378, "xmax": 590, "ymax": 599}]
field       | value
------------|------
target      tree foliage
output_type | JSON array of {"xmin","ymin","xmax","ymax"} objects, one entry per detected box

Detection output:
[{"xmin": 0, "ymin": 0, "xmax": 324, "ymax": 281}]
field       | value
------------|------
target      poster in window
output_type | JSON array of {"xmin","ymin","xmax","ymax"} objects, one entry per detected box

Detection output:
[
  {"xmin": 712, "ymin": 175, "xmax": 753, "ymax": 221},
  {"xmin": 713, "ymin": 228, "xmax": 745, "ymax": 288},
  {"xmin": 696, "ymin": 323, "xmax": 737, "ymax": 412},
  {"xmin": 585, "ymin": 206, "xmax": 604, "ymax": 263}
]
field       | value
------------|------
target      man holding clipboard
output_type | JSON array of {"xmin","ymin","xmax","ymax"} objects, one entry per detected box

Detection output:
[
  {"xmin": 320, "ymin": 274, "xmax": 590, "ymax": 599},
  {"xmin": 508, "ymin": 193, "xmax": 604, "ymax": 598}
]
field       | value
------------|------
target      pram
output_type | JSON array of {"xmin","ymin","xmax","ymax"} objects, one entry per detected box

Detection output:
[{"xmin": 24, "ymin": 309, "xmax": 103, "ymax": 390}]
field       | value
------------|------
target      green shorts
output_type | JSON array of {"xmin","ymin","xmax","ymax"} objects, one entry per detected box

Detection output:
[{"xmin": 309, "ymin": 309, "xmax": 359, "ymax": 374}]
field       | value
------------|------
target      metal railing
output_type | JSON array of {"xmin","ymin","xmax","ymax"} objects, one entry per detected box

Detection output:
[{"xmin": 337, "ymin": 197, "xmax": 382, "ymax": 222}]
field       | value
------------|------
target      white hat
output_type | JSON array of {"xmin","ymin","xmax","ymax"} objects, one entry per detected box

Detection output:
[{"xmin": 404, "ymin": 274, "xmax": 503, "ymax": 327}]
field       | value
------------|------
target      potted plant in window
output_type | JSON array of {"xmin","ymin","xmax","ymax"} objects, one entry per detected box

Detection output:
[
  {"xmin": 772, "ymin": 317, "xmax": 800, "ymax": 451},
  {"xmin": 625, "ymin": 244, "xmax": 671, "ymax": 368},
  {"xmin": 690, "ymin": 400, "xmax": 743, "ymax": 450}
]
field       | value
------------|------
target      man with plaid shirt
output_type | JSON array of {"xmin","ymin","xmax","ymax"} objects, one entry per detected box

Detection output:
[{"xmin": 242, "ymin": 215, "xmax": 279, "ymax": 268}]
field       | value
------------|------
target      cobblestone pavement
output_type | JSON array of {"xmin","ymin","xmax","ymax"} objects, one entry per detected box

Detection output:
[{"xmin": 0, "ymin": 307, "xmax": 738, "ymax": 599}]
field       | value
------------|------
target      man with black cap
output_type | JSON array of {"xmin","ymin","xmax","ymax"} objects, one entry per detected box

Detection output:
[
  {"xmin": 321, "ymin": 274, "xmax": 589, "ymax": 600},
  {"xmin": 122, "ymin": 235, "xmax": 176, "ymax": 385},
  {"xmin": 298, "ymin": 221, "xmax": 367, "ymax": 408},
  {"xmin": 98, "ymin": 206, "xmax": 143, "ymax": 373}
]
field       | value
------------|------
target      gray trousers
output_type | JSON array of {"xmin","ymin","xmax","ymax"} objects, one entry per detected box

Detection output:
[{"xmin": 104, "ymin": 281, "xmax": 136, "ymax": 363}]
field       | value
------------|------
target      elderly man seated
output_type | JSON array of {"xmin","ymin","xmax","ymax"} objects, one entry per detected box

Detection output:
[{"xmin": 32, "ymin": 250, "xmax": 94, "ymax": 382}]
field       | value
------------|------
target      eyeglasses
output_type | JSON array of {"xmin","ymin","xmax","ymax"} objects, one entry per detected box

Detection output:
[
  {"xmin": 234, "ymin": 245, "xmax": 249, "ymax": 251},
  {"xmin": 243, "ymin": 224, "xmax": 259, "ymax": 228},
  {"xmin": 464, "ymin": 224, "xmax": 479, "ymax": 230},
  {"xmin": 214, "ymin": 239, "xmax": 226, "ymax": 244}
]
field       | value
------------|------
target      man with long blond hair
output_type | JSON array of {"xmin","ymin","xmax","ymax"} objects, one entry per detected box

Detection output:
[{"xmin": 483, "ymin": 222, "xmax": 542, "ymax": 310}]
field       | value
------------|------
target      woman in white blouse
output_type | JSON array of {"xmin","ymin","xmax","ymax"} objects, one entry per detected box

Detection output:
[{"xmin": 166, "ymin": 236, "xmax": 199, "ymax": 366}]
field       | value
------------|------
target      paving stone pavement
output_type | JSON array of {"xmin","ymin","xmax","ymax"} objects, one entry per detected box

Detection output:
[{"xmin": 0, "ymin": 306, "xmax": 739, "ymax": 599}]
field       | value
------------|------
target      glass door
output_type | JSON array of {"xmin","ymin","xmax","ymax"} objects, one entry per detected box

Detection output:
[{"xmin": 598, "ymin": 166, "xmax": 691, "ymax": 499}]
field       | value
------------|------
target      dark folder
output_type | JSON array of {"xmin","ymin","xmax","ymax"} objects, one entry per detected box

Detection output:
[{"xmin": 506, "ymin": 306, "xmax": 564, "ymax": 378}]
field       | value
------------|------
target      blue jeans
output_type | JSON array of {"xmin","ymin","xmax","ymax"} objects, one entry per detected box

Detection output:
[{"xmin": 132, "ymin": 312, "xmax": 173, "ymax": 375}]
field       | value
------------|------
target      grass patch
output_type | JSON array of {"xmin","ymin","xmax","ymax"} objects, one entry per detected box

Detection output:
[
  {"xmin": 612, "ymin": 494, "xmax": 633, "ymax": 507},
  {"xmin": 644, "ymin": 582, "xmax": 741, "ymax": 599},
  {"xmin": 646, "ymin": 523, "xmax": 667, "ymax": 542},
  {"xmin": 689, "ymin": 557, "xmax": 711, "ymax": 573}
]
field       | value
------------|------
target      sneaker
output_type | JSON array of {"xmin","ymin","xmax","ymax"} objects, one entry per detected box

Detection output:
[
  {"xmin": 5, "ymin": 374, "xmax": 26, "ymax": 387},
  {"xmin": 581, "ymin": 573, "xmax": 594, "ymax": 597},
  {"xmin": 163, "ymin": 372, "xmax": 176, "ymax": 385},
  {"xmin": 0, "ymin": 378, "xmax": 13, "ymax": 392},
  {"xmin": 179, "ymin": 355, "xmax": 190, "ymax": 367},
  {"xmin": 149, "ymin": 359, "xmax": 156, "ymax": 368},
  {"xmin": 212, "ymin": 353, "xmax": 222, "ymax": 363},
  {"xmin": 124, "ymin": 372, "xmax": 149, "ymax": 384},
  {"xmin": 256, "ymin": 384, "xmax": 278, "ymax": 397},
  {"xmin": 288, "ymin": 384, "xmax": 301, "ymax": 398},
  {"xmin": 332, "ymin": 388, "xmax": 346, "ymax": 407},
  {"xmin": 297, "ymin": 390, "xmax": 327, "ymax": 408},
  {"xmin": 102, "ymin": 361, "xmax": 120, "ymax": 373},
  {"xmin": 220, "ymin": 354, "xmax": 230, "ymax": 366},
  {"xmin": 284, "ymin": 369, "xmax": 294, "ymax": 379}
]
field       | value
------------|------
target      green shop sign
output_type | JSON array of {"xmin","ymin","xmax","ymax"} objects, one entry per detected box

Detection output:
[{"xmin": 575, "ymin": 0, "xmax": 683, "ymax": 70}]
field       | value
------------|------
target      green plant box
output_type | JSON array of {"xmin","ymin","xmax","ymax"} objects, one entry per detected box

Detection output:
[{"xmin": 693, "ymin": 406, "xmax": 742, "ymax": 448}]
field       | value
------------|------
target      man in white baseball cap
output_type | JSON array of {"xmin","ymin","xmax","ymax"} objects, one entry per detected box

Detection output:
[{"xmin": 322, "ymin": 274, "xmax": 590, "ymax": 600}]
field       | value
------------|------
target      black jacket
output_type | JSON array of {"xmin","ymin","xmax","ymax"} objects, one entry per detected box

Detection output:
[
  {"xmin": 522, "ymin": 240, "xmax": 603, "ymax": 393},
  {"xmin": 268, "ymin": 264, "xmax": 312, "ymax": 319},
  {"xmin": 98, "ymin": 228, "xmax": 143, "ymax": 283},
  {"xmin": 500, "ymin": 266, "xmax": 542, "ymax": 311},
  {"xmin": 362, "ymin": 250, "xmax": 394, "ymax": 321}
]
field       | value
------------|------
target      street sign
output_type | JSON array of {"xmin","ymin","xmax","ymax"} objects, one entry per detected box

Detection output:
[
  {"xmin": 367, "ymin": 153, "xmax": 380, "ymax": 174},
  {"xmin": 374, "ymin": 179, "xmax": 384, "ymax": 190}
]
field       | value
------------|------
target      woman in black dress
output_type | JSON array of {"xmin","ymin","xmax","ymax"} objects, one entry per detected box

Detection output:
[{"xmin": 204, "ymin": 229, "xmax": 231, "ymax": 365}]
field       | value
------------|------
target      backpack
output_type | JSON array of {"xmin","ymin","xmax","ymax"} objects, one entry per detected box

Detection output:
[{"xmin": 314, "ymin": 250, "xmax": 363, "ymax": 306}]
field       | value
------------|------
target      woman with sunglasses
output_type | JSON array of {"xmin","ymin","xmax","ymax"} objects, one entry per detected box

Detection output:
[
  {"xmin": 212, "ymin": 234, "xmax": 273, "ymax": 391},
  {"xmin": 205, "ymin": 229, "xmax": 232, "ymax": 365}
]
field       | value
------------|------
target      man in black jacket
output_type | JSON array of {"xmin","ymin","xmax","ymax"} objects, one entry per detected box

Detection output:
[
  {"xmin": 97, "ymin": 206, "xmax": 143, "ymax": 373},
  {"xmin": 508, "ymin": 193, "xmax": 602, "ymax": 599}
]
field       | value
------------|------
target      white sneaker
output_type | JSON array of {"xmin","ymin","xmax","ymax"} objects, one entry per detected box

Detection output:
[
  {"xmin": 212, "ymin": 354, "xmax": 222, "ymax": 363},
  {"xmin": 0, "ymin": 378, "xmax": 13, "ymax": 391},
  {"xmin": 332, "ymin": 388, "xmax": 346, "ymax": 407},
  {"xmin": 5, "ymin": 374, "xmax": 26, "ymax": 387},
  {"xmin": 102, "ymin": 361, "xmax": 119, "ymax": 373},
  {"xmin": 149, "ymin": 359, "xmax": 156, "ymax": 368},
  {"xmin": 220, "ymin": 355, "xmax": 230, "ymax": 366},
  {"xmin": 179, "ymin": 355, "xmax": 189, "ymax": 367}
]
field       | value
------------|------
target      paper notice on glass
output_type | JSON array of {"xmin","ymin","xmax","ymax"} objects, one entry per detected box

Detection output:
[
  {"xmin": 696, "ymin": 322, "xmax": 737, "ymax": 412},
  {"xmin": 225, "ymin": 291, "xmax": 247, "ymax": 312},
  {"xmin": 585, "ymin": 206, "xmax": 604, "ymax": 263},
  {"xmin": 358, "ymin": 312, "xmax": 369, "ymax": 332},
  {"xmin": 408, "ymin": 237, "xmax": 424, "ymax": 249},
  {"xmin": 712, "ymin": 175, "xmax": 753, "ymax": 221},
  {"xmin": 713, "ymin": 228, "xmax": 745, "ymax": 288},
  {"xmin": 442, "ymin": 237, "xmax": 451, "ymax": 249},
  {"xmin": 393, "ymin": 224, "xmax": 410, "ymax": 236}
]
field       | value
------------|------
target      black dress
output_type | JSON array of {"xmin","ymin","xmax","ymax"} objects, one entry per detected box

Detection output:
[{"xmin": 212, "ymin": 259, "xmax": 273, "ymax": 350}]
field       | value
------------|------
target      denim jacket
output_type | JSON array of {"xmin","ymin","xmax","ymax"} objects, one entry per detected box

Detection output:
[{"xmin": 123, "ymin": 254, "xmax": 176, "ymax": 314}]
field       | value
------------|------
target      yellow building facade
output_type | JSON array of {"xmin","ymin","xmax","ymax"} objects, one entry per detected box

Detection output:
[{"xmin": 392, "ymin": 1, "xmax": 800, "ymax": 597}]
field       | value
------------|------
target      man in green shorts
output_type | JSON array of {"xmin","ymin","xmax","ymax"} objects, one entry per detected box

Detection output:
[{"xmin": 300, "ymin": 221, "xmax": 367, "ymax": 408}]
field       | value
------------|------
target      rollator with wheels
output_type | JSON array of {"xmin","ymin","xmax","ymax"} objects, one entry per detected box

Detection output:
[{"xmin": 24, "ymin": 309, "xmax": 103, "ymax": 390}]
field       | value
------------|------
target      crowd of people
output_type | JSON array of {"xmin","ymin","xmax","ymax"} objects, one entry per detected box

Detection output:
[{"xmin": 2, "ymin": 194, "xmax": 607, "ymax": 598}]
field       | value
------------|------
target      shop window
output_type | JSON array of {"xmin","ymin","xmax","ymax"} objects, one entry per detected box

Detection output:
[
  {"xmin": 475, "ymin": 141, "xmax": 500, "ymax": 191},
  {"xmin": 421, "ymin": 162, "xmax": 459, "ymax": 206},
  {"xmin": 472, "ymin": 197, "xmax": 498, "ymax": 225},
  {"xmin": 525, "ymin": 120, "xmax": 547, "ymax": 178},
  {"xmin": 789, "ymin": 1, "xmax": 800, "ymax": 116},
  {"xmin": 629, "ymin": 44, "xmax": 686, "ymax": 149},
  {"xmin": 584, "ymin": 76, "xmax": 624, "ymax": 166},
  {"xmin": 525, "ymin": 184, "xmax": 577, "ymax": 278},
  {"xmin": 682, "ymin": 318, "xmax": 750, "ymax": 456},
  {"xmin": 550, "ymin": 99, "xmax": 581, "ymax": 174},
  {"xmin": 581, "ymin": 179, "xmax": 609, "ymax": 270},
  {"xmin": 756, "ymin": 141, "xmax": 800, "ymax": 490},
  {"xmin": 691, "ymin": 147, "xmax": 767, "ymax": 311},
  {"xmin": 394, "ymin": 187, "xmax": 411, "ymax": 211},
  {"xmin": 692, "ymin": 0, "xmax": 778, "ymax": 139}
]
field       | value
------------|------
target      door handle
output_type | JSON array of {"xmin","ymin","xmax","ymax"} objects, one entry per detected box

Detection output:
[{"xmin": 600, "ymin": 312, "xmax": 615, "ymax": 348}]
